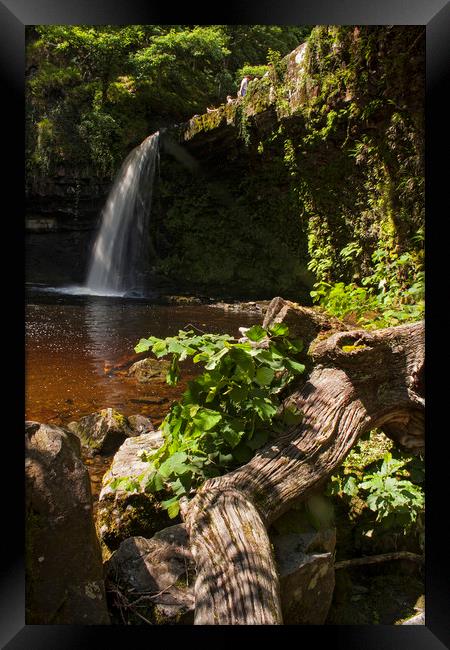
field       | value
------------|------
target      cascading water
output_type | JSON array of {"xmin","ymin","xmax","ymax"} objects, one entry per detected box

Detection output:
[{"xmin": 85, "ymin": 132, "xmax": 160, "ymax": 296}]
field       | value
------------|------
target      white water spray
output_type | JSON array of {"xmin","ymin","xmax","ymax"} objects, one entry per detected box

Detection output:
[{"xmin": 85, "ymin": 132, "xmax": 160, "ymax": 295}]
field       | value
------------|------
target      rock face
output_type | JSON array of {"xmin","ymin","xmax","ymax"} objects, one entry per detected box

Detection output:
[
  {"xmin": 25, "ymin": 421, "xmax": 110, "ymax": 624},
  {"xmin": 97, "ymin": 431, "xmax": 173, "ymax": 552},
  {"xmin": 128, "ymin": 357, "xmax": 171, "ymax": 383},
  {"xmin": 105, "ymin": 525, "xmax": 195, "ymax": 624},
  {"xmin": 272, "ymin": 527, "xmax": 336, "ymax": 625},
  {"xmin": 270, "ymin": 502, "xmax": 336, "ymax": 625},
  {"xmin": 68, "ymin": 408, "xmax": 154, "ymax": 455}
]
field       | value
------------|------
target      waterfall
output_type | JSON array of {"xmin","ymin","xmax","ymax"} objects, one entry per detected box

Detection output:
[{"xmin": 85, "ymin": 132, "xmax": 160, "ymax": 296}]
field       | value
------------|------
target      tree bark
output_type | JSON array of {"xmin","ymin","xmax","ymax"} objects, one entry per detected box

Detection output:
[{"xmin": 183, "ymin": 298, "xmax": 425, "ymax": 625}]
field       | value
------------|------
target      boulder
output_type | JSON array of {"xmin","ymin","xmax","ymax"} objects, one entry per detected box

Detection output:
[
  {"xmin": 68, "ymin": 408, "xmax": 154, "ymax": 455},
  {"xmin": 272, "ymin": 529, "xmax": 336, "ymax": 624},
  {"xmin": 128, "ymin": 357, "xmax": 171, "ymax": 383},
  {"xmin": 269, "ymin": 504, "xmax": 336, "ymax": 624},
  {"xmin": 25, "ymin": 421, "xmax": 110, "ymax": 624},
  {"xmin": 105, "ymin": 525, "xmax": 195, "ymax": 624},
  {"xmin": 96, "ymin": 431, "xmax": 173, "ymax": 552}
]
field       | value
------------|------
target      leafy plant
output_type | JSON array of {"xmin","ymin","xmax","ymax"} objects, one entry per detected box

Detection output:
[
  {"xmin": 328, "ymin": 446, "xmax": 425, "ymax": 547},
  {"xmin": 310, "ymin": 281, "xmax": 378, "ymax": 321},
  {"xmin": 358, "ymin": 453, "xmax": 424, "ymax": 530},
  {"xmin": 115, "ymin": 323, "xmax": 306, "ymax": 518}
]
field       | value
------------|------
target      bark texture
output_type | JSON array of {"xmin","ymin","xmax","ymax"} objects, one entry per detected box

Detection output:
[{"xmin": 183, "ymin": 298, "xmax": 425, "ymax": 625}]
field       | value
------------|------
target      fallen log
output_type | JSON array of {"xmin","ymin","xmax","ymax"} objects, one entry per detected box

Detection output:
[
  {"xmin": 334, "ymin": 552, "xmax": 424, "ymax": 570},
  {"xmin": 183, "ymin": 298, "xmax": 424, "ymax": 625}
]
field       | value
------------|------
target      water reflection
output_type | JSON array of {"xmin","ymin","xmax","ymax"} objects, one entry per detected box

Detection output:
[{"xmin": 26, "ymin": 295, "xmax": 260, "ymax": 426}]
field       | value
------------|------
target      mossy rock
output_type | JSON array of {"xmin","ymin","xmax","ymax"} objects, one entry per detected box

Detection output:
[
  {"xmin": 128, "ymin": 357, "xmax": 171, "ymax": 383},
  {"xmin": 68, "ymin": 408, "xmax": 153, "ymax": 455},
  {"xmin": 96, "ymin": 432, "xmax": 174, "ymax": 552}
]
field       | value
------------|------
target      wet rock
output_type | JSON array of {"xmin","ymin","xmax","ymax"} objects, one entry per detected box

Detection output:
[
  {"xmin": 128, "ymin": 357, "xmax": 171, "ymax": 383},
  {"xmin": 105, "ymin": 525, "xmax": 195, "ymax": 624},
  {"xmin": 164, "ymin": 295, "xmax": 203, "ymax": 305},
  {"xmin": 96, "ymin": 432, "xmax": 173, "ymax": 552},
  {"xmin": 25, "ymin": 421, "xmax": 110, "ymax": 624},
  {"xmin": 211, "ymin": 300, "xmax": 269, "ymax": 314},
  {"xmin": 270, "ymin": 507, "xmax": 336, "ymax": 624},
  {"xmin": 68, "ymin": 408, "xmax": 153, "ymax": 455},
  {"xmin": 127, "ymin": 414, "xmax": 155, "ymax": 435}
]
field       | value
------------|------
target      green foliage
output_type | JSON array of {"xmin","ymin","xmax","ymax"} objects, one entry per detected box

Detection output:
[
  {"xmin": 327, "ymin": 435, "xmax": 425, "ymax": 548},
  {"xmin": 26, "ymin": 24, "xmax": 309, "ymax": 179},
  {"xmin": 309, "ymin": 223, "xmax": 424, "ymax": 327},
  {"xmin": 130, "ymin": 324, "xmax": 305, "ymax": 517},
  {"xmin": 310, "ymin": 281, "xmax": 378, "ymax": 321},
  {"xmin": 235, "ymin": 64, "xmax": 270, "ymax": 84}
]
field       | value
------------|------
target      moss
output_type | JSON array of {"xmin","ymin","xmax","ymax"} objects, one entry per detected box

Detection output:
[
  {"xmin": 97, "ymin": 492, "xmax": 175, "ymax": 552},
  {"xmin": 111, "ymin": 411, "xmax": 127, "ymax": 427},
  {"xmin": 122, "ymin": 26, "xmax": 425, "ymax": 303},
  {"xmin": 341, "ymin": 344, "xmax": 368, "ymax": 353}
]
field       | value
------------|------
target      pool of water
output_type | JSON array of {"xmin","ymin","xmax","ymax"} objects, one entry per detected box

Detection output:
[
  {"xmin": 26, "ymin": 288, "xmax": 260, "ymax": 427},
  {"xmin": 26, "ymin": 288, "xmax": 262, "ymax": 501}
]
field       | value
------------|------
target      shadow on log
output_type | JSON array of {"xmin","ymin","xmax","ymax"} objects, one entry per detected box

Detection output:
[{"xmin": 183, "ymin": 297, "xmax": 425, "ymax": 624}]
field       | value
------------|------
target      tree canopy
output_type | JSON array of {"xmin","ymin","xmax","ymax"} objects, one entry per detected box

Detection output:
[{"xmin": 26, "ymin": 25, "xmax": 311, "ymax": 177}]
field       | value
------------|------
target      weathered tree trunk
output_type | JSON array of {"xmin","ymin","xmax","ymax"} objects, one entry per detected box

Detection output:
[{"xmin": 183, "ymin": 298, "xmax": 425, "ymax": 625}]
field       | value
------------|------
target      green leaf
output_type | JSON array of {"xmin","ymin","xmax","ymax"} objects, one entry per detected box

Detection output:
[
  {"xmin": 284, "ymin": 358, "xmax": 306, "ymax": 374},
  {"xmin": 231, "ymin": 348, "xmax": 255, "ymax": 376},
  {"xmin": 152, "ymin": 339, "xmax": 169, "ymax": 357},
  {"xmin": 158, "ymin": 451, "xmax": 188, "ymax": 478},
  {"xmin": 221, "ymin": 422, "xmax": 244, "ymax": 448},
  {"xmin": 134, "ymin": 338, "xmax": 152, "ymax": 353},
  {"xmin": 144, "ymin": 470, "xmax": 165, "ymax": 493},
  {"xmin": 228, "ymin": 384, "xmax": 248, "ymax": 404},
  {"xmin": 285, "ymin": 337, "xmax": 304, "ymax": 353},
  {"xmin": 255, "ymin": 366, "xmax": 275, "ymax": 386},
  {"xmin": 218, "ymin": 453, "xmax": 234, "ymax": 466},
  {"xmin": 252, "ymin": 348, "xmax": 284, "ymax": 369},
  {"xmin": 245, "ymin": 324, "xmax": 267, "ymax": 342},
  {"xmin": 167, "ymin": 339, "xmax": 186, "ymax": 355},
  {"xmin": 343, "ymin": 475, "xmax": 359, "ymax": 496},
  {"xmin": 166, "ymin": 354, "xmax": 180, "ymax": 385},
  {"xmin": 205, "ymin": 346, "xmax": 229, "ymax": 369},
  {"xmin": 268, "ymin": 322, "xmax": 290, "ymax": 337},
  {"xmin": 161, "ymin": 496, "xmax": 180, "ymax": 519},
  {"xmin": 109, "ymin": 476, "xmax": 141, "ymax": 492},
  {"xmin": 252, "ymin": 397, "xmax": 278, "ymax": 421},
  {"xmin": 193, "ymin": 408, "xmax": 222, "ymax": 431}
]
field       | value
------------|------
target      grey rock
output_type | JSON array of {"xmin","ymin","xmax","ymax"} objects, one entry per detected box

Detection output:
[
  {"xmin": 25, "ymin": 421, "xmax": 110, "ymax": 624},
  {"xmin": 269, "ymin": 511, "xmax": 337, "ymax": 625},
  {"xmin": 128, "ymin": 357, "xmax": 171, "ymax": 383},
  {"xmin": 96, "ymin": 432, "xmax": 172, "ymax": 552},
  {"xmin": 272, "ymin": 530, "xmax": 336, "ymax": 625},
  {"xmin": 127, "ymin": 414, "xmax": 155, "ymax": 435},
  {"xmin": 105, "ymin": 525, "xmax": 195, "ymax": 624},
  {"xmin": 68, "ymin": 408, "xmax": 154, "ymax": 455}
]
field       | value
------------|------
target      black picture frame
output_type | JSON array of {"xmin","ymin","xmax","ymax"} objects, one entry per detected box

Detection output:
[{"xmin": 3, "ymin": 1, "xmax": 449, "ymax": 647}]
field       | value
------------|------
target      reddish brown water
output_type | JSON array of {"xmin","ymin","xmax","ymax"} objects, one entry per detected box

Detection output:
[
  {"xmin": 26, "ymin": 294, "xmax": 260, "ymax": 425},
  {"xmin": 26, "ymin": 291, "xmax": 260, "ymax": 498}
]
